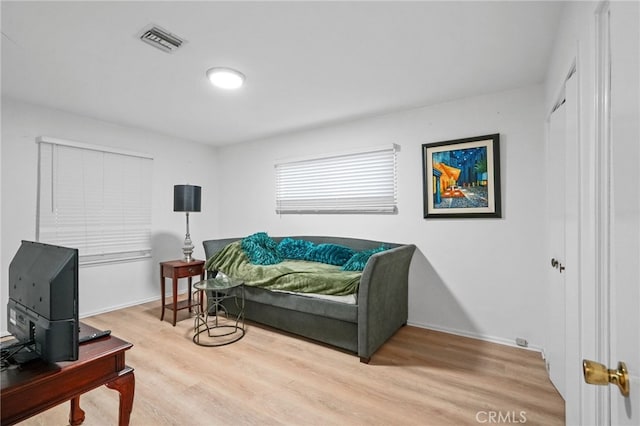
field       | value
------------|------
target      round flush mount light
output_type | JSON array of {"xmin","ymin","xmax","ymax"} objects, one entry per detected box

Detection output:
[{"xmin": 206, "ymin": 67, "xmax": 245, "ymax": 90}]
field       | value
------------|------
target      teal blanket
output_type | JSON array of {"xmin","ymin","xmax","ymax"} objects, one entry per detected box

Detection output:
[{"xmin": 204, "ymin": 241, "xmax": 361, "ymax": 295}]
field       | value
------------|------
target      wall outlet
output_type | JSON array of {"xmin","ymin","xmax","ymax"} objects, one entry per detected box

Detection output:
[{"xmin": 515, "ymin": 337, "xmax": 528, "ymax": 347}]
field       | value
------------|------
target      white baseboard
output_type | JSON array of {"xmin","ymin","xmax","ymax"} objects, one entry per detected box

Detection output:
[
  {"xmin": 79, "ymin": 295, "xmax": 160, "ymax": 319},
  {"xmin": 407, "ymin": 320, "xmax": 544, "ymax": 355}
]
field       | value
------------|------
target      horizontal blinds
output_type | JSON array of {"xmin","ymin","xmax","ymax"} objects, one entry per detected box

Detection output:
[
  {"xmin": 37, "ymin": 138, "xmax": 153, "ymax": 264},
  {"xmin": 275, "ymin": 145, "xmax": 398, "ymax": 214}
]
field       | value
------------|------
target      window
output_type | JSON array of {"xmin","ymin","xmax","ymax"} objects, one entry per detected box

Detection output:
[
  {"xmin": 275, "ymin": 144, "xmax": 398, "ymax": 214},
  {"xmin": 37, "ymin": 136, "xmax": 153, "ymax": 265}
]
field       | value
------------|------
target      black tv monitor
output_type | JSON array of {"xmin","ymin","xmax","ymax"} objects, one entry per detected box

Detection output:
[{"xmin": 6, "ymin": 240, "xmax": 79, "ymax": 363}]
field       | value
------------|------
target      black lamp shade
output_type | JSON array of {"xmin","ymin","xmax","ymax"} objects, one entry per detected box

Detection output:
[{"xmin": 174, "ymin": 185, "xmax": 201, "ymax": 212}]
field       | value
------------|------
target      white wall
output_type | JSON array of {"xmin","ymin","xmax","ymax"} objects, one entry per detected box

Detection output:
[
  {"xmin": 216, "ymin": 85, "xmax": 548, "ymax": 349},
  {"xmin": 1, "ymin": 97, "xmax": 220, "ymax": 332},
  {"xmin": 1, "ymin": 87, "xmax": 549, "ymax": 349}
]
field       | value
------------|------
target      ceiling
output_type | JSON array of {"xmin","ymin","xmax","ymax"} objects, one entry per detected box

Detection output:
[{"xmin": 1, "ymin": 1, "xmax": 564, "ymax": 146}]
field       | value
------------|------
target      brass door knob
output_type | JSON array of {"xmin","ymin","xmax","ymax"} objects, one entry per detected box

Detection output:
[{"xmin": 583, "ymin": 359, "xmax": 630, "ymax": 397}]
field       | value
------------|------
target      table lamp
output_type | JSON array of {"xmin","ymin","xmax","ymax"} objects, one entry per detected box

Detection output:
[{"xmin": 173, "ymin": 184, "xmax": 201, "ymax": 262}]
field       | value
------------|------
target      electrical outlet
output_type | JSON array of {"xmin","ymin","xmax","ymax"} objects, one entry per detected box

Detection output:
[{"xmin": 516, "ymin": 337, "xmax": 528, "ymax": 347}]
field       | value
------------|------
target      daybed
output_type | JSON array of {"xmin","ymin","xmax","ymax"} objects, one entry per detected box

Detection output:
[{"xmin": 202, "ymin": 235, "xmax": 416, "ymax": 362}]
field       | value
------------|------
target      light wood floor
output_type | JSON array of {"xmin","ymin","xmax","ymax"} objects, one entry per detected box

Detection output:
[{"xmin": 18, "ymin": 299, "xmax": 564, "ymax": 426}]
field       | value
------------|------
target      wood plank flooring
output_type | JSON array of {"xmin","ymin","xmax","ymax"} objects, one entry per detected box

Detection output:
[{"xmin": 17, "ymin": 299, "xmax": 564, "ymax": 425}]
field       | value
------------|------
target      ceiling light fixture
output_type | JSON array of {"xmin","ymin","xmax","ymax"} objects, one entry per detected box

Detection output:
[{"xmin": 206, "ymin": 67, "xmax": 245, "ymax": 90}]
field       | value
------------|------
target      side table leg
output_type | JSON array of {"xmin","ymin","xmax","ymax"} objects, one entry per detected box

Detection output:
[
  {"xmin": 69, "ymin": 396, "xmax": 85, "ymax": 425},
  {"xmin": 105, "ymin": 368, "xmax": 135, "ymax": 426},
  {"xmin": 172, "ymin": 276, "xmax": 178, "ymax": 326},
  {"xmin": 188, "ymin": 276, "xmax": 193, "ymax": 313},
  {"xmin": 160, "ymin": 273, "xmax": 166, "ymax": 322}
]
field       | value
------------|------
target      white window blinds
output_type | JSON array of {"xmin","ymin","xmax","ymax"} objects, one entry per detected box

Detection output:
[
  {"xmin": 37, "ymin": 137, "xmax": 153, "ymax": 265},
  {"xmin": 275, "ymin": 145, "xmax": 398, "ymax": 214}
]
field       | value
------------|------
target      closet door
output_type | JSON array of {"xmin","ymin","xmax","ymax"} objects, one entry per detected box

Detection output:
[
  {"xmin": 545, "ymin": 71, "xmax": 579, "ymax": 414},
  {"xmin": 546, "ymin": 98, "xmax": 567, "ymax": 399}
]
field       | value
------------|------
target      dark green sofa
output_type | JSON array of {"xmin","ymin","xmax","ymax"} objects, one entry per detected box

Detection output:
[{"xmin": 202, "ymin": 236, "xmax": 416, "ymax": 363}]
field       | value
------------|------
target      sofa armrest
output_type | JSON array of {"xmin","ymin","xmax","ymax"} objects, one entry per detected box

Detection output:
[
  {"xmin": 357, "ymin": 244, "xmax": 416, "ymax": 362},
  {"xmin": 202, "ymin": 238, "xmax": 240, "ymax": 278}
]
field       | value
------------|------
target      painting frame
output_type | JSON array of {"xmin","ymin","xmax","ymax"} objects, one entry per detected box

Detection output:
[{"xmin": 422, "ymin": 134, "xmax": 501, "ymax": 219}]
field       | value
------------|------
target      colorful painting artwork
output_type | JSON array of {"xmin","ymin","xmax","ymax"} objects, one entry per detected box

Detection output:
[{"xmin": 422, "ymin": 134, "xmax": 501, "ymax": 218}]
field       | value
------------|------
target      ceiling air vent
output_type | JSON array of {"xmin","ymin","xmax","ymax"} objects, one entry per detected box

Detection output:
[{"xmin": 139, "ymin": 25, "xmax": 184, "ymax": 53}]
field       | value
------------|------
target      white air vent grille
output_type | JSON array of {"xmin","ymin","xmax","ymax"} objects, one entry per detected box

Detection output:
[{"xmin": 140, "ymin": 26, "xmax": 184, "ymax": 53}]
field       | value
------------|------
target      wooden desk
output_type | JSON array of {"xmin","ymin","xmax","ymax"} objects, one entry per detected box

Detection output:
[
  {"xmin": 160, "ymin": 259, "xmax": 205, "ymax": 326},
  {"xmin": 1, "ymin": 323, "xmax": 134, "ymax": 426}
]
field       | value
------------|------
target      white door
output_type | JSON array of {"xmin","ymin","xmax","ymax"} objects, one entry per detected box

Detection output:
[
  {"xmin": 608, "ymin": 1, "xmax": 639, "ymax": 423},
  {"xmin": 563, "ymin": 72, "xmax": 581, "ymax": 423},
  {"xmin": 582, "ymin": 2, "xmax": 639, "ymax": 424},
  {"xmin": 546, "ymin": 71, "xmax": 579, "ymax": 408},
  {"xmin": 547, "ymin": 97, "xmax": 567, "ymax": 398}
]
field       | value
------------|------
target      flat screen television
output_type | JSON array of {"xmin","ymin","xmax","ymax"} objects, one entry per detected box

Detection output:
[{"xmin": 5, "ymin": 240, "xmax": 79, "ymax": 363}]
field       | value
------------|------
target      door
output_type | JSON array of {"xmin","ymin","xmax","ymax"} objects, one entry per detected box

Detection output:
[
  {"xmin": 546, "ymin": 70, "xmax": 579, "ymax": 407},
  {"xmin": 607, "ymin": 1, "xmax": 639, "ymax": 423},
  {"xmin": 582, "ymin": 2, "xmax": 639, "ymax": 424},
  {"xmin": 547, "ymin": 96, "xmax": 567, "ymax": 398}
]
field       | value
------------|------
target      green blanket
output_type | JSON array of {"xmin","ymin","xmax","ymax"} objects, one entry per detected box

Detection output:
[{"xmin": 204, "ymin": 241, "xmax": 361, "ymax": 295}]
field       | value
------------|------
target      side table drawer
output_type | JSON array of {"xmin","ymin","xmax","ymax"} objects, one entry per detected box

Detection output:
[
  {"xmin": 161, "ymin": 262, "xmax": 204, "ymax": 279},
  {"xmin": 176, "ymin": 264, "xmax": 203, "ymax": 278}
]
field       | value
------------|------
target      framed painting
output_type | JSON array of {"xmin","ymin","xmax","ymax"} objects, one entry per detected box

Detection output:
[{"xmin": 422, "ymin": 134, "xmax": 501, "ymax": 219}]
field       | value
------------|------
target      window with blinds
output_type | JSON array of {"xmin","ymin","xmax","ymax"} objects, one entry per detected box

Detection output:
[
  {"xmin": 36, "ymin": 136, "xmax": 153, "ymax": 265},
  {"xmin": 275, "ymin": 145, "xmax": 398, "ymax": 214}
]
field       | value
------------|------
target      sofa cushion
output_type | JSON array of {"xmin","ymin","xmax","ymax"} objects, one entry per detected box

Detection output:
[
  {"xmin": 342, "ymin": 245, "xmax": 388, "ymax": 271},
  {"xmin": 306, "ymin": 243, "xmax": 355, "ymax": 266},
  {"xmin": 277, "ymin": 237, "xmax": 315, "ymax": 260},
  {"xmin": 241, "ymin": 232, "xmax": 282, "ymax": 265}
]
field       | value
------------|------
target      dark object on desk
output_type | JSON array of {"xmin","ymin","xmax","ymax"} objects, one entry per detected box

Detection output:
[
  {"xmin": 6, "ymin": 240, "xmax": 79, "ymax": 363},
  {"xmin": 1, "ymin": 322, "xmax": 134, "ymax": 426},
  {"xmin": 1, "ymin": 338, "xmax": 40, "ymax": 368},
  {"xmin": 79, "ymin": 329, "xmax": 111, "ymax": 344}
]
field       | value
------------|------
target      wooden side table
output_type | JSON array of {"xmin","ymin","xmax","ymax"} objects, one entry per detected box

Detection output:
[{"xmin": 160, "ymin": 259, "xmax": 205, "ymax": 326}]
